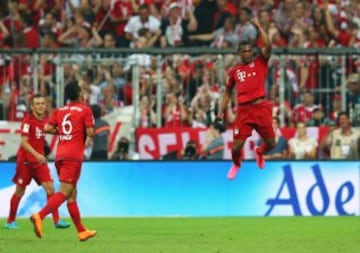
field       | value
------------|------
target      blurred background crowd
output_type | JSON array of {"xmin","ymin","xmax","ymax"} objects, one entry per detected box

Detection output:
[{"xmin": 0, "ymin": 0, "xmax": 359, "ymax": 161}]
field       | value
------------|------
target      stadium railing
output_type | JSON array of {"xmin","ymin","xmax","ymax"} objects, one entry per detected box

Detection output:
[{"xmin": 0, "ymin": 47, "xmax": 358, "ymax": 129}]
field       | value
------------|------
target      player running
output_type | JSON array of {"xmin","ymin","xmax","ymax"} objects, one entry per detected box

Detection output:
[
  {"xmin": 5, "ymin": 94, "xmax": 70, "ymax": 229},
  {"xmin": 218, "ymin": 17, "xmax": 275, "ymax": 180},
  {"xmin": 30, "ymin": 81, "xmax": 96, "ymax": 241}
]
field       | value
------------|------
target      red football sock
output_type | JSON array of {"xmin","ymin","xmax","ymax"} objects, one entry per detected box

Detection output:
[
  {"xmin": 258, "ymin": 143, "xmax": 272, "ymax": 154},
  {"xmin": 7, "ymin": 194, "xmax": 21, "ymax": 223},
  {"xmin": 39, "ymin": 192, "xmax": 67, "ymax": 220},
  {"xmin": 231, "ymin": 149, "xmax": 241, "ymax": 167},
  {"xmin": 67, "ymin": 202, "xmax": 85, "ymax": 232},
  {"xmin": 47, "ymin": 194, "xmax": 60, "ymax": 224}
]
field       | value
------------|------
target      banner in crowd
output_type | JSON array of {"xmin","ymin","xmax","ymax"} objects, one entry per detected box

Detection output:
[
  {"xmin": 136, "ymin": 127, "xmax": 330, "ymax": 160},
  {"xmin": 0, "ymin": 161, "xmax": 358, "ymax": 217}
]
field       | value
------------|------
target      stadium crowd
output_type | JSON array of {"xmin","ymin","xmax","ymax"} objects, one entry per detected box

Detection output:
[{"xmin": 0, "ymin": 0, "xmax": 359, "ymax": 160}]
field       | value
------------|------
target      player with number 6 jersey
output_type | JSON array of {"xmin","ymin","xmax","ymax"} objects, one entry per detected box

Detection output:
[
  {"xmin": 50, "ymin": 100, "xmax": 94, "ymax": 161},
  {"xmin": 30, "ymin": 81, "xmax": 96, "ymax": 242}
]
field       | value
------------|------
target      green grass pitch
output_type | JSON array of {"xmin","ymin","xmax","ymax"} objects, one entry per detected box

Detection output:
[{"xmin": 1, "ymin": 217, "xmax": 359, "ymax": 253}]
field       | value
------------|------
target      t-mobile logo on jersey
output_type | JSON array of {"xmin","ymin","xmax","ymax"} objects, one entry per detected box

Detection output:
[
  {"xmin": 236, "ymin": 70, "xmax": 257, "ymax": 82},
  {"xmin": 35, "ymin": 127, "xmax": 44, "ymax": 139}
]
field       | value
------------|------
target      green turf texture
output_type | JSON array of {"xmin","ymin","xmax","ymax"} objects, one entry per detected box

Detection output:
[{"xmin": 1, "ymin": 217, "xmax": 359, "ymax": 253}]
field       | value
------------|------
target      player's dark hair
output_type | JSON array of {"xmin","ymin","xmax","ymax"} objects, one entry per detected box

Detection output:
[
  {"xmin": 65, "ymin": 81, "xmax": 81, "ymax": 101},
  {"xmin": 31, "ymin": 94, "xmax": 44, "ymax": 104},
  {"xmin": 238, "ymin": 40, "xmax": 252, "ymax": 52}
]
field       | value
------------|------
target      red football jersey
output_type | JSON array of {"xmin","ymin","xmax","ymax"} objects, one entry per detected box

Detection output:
[
  {"xmin": 17, "ymin": 114, "xmax": 46, "ymax": 163},
  {"xmin": 49, "ymin": 102, "xmax": 94, "ymax": 161},
  {"xmin": 227, "ymin": 55, "xmax": 268, "ymax": 104}
]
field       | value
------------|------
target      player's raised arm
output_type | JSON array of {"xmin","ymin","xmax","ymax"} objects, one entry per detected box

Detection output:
[{"xmin": 252, "ymin": 17, "xmax": 271, "ymax": 60}]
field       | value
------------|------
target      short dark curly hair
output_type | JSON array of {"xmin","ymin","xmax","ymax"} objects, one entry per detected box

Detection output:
[{"xmin": 65, "ymin": 81, "xmax": 81, "ymax": 101}]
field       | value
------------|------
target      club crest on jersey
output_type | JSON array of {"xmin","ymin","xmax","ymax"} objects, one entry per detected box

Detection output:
[
  {"xmin": 236, "ymin": 70, "xmax": 247, "ymax": 82},
  {"xmin": 236, "ymin": 70, "xmax": 256, "ymax": 82},
  {"xmin": 35, "ymin": 127, "xmax": 44, "ymax": 139}
]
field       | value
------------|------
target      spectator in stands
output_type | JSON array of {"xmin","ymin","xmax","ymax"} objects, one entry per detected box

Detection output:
[
  {"xmin": 201, "ymin": 121, "xmax": 225, "ymax": 160},
  {"xmin": 323, "ymin": 112, "xmax": 360, "ymax": 159},
  {"xmin": 324, "ymin": 4, "xmax": 357, "ymax": 47},
  {"xmin": 90, "ymin": 104, "xmax": 110, "ymax": 160},
  {"xmin": 329, "ymin": 95, "xmax": 343, "ymax": 122},
  {"xmin": 0, "ymin": 20, "xmax": 10, "ymax": 98},
  {"xmin": 188, "ymin": 106, "xmax": 207, "ymax": 128},
  {"xmin": 124, "ymin": 4, "xmax": 161, "ymax": 48},
  {"xmin": 111, "ymin": 62, "xmax": 127, "ymax": 93},
  {"xmin": 18, "ymin": 0, "xmax": 44, "ymax": 29},
  {"xmin": 103, "ymin": 32, "xmax": 117, "ymax": 49},
  {"xmin": 71, "ymin": 4, "xmax": 95, "ymax": 26},
  {"xmin": 160, "ymin": 2, "xmax": 197, "ymax": 48},
  {"xmin": 259, "ymin": 117, "xmax": 288, "ymax": 160},
  {"xmin": 212, "ymin": 0, "xmax": 236, "ymax": 31},
  {"xmin": 298, "ymin": 25, "xmax": 327, "ymax": 91},
  {"xmin": 93, "ymin": 0, "xmax": 113, "ymax": 36},
  {"xmin": 235, "ymin": 7, "xmax": 257, "ymax": 44},
  {"xmin": 38, "ymin": 10, "xmax": 62, "ymax": 38},
  {"xmin": 58, "ymin": 24, "xmax": 103, "ymax": 48},
  {"xmin": 190, "ymin": 0, "xmax": 217, "ymax": 46},
  {"xmin": 181, "ymin": 140, "xmax": 200, "ymax": 160},
  {"xmin": 268, "ymin": 85, "xmax": 292, "ymax": 126},
  {"xmin": 125, "ymin": 36, "xmax": 152, "ymax": 71},
  {"xmin": 139, "ymin": 95, "xmax": 156, "ymax": 128},
  {"xmin": 346, "ymin": 73, "xmax": 360, "ymax": 126},
  {"xmin": 307, "ymin": 107, "xmax": 334, "ymax": 127},
  {"xmin": 288, "ymin": 122, "xmax": 318, "ymax": 160},
  {"xmin": 163, "ymin": 92, "xmax": 188, "ymax": 128},
  {"xmin": 110, "ymin": 0, "xmax": 135, "ymax": 47},
  {"xmin": 272, "ymin": 0, "xmax": 295, "ymax": 41},
  {"xmin": 188, "ymin": 16, "xmax": 238, "ymax": 48},
  {"xmin": 292, "ymin": 91, "xmax": 319, "ymax": 125},
  {"xmin": 111, "ymin": 136, "xmax": 131, "ymax": 160},
  {"xmin": 18, "ymin": 13, "xmax": 40, "ymax": 49},
  {"xmin": 99, "ymin": 85, "xmax": 121, "ymax": 114}
]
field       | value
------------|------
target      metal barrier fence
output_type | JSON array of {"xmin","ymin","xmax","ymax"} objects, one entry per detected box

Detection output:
[{"xmin": 0, "ymin": 48, "xmax": 359, "ymax": 129}]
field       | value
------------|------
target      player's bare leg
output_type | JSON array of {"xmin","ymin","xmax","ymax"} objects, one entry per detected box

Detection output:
[
  {"xmin": 67, "ymin": 188, "xmax": 97, "ymax": 241},
  {"xmin": 30, "ymin": 182, "xmax": 74, "ymax": 238},
  {"xmin": 5, "ymin": 185, "xmax": 25, "ymax": 229},
  {"xmin": 227, "ymin": 139, "xmax": 245, "ymax": 180},
  {"xmin": 254, "ymin": 138, "xmax": 276, "ymax": 169},
  {"xmin": 42, "ymin": 182, "xmax": 70, "ymax": 229}
]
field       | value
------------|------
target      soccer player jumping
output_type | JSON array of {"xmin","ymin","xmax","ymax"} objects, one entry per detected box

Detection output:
[
  {"xmin": 6, "ymin": 94, "xmax": 70, "ymax": 230},
  {"xmin": 218, "ymin": 17, "xmax": 275, "ymax": 180},
  {"xmin": 30, "ymin": 81, "xmax": 96, "ymax": 241}
]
